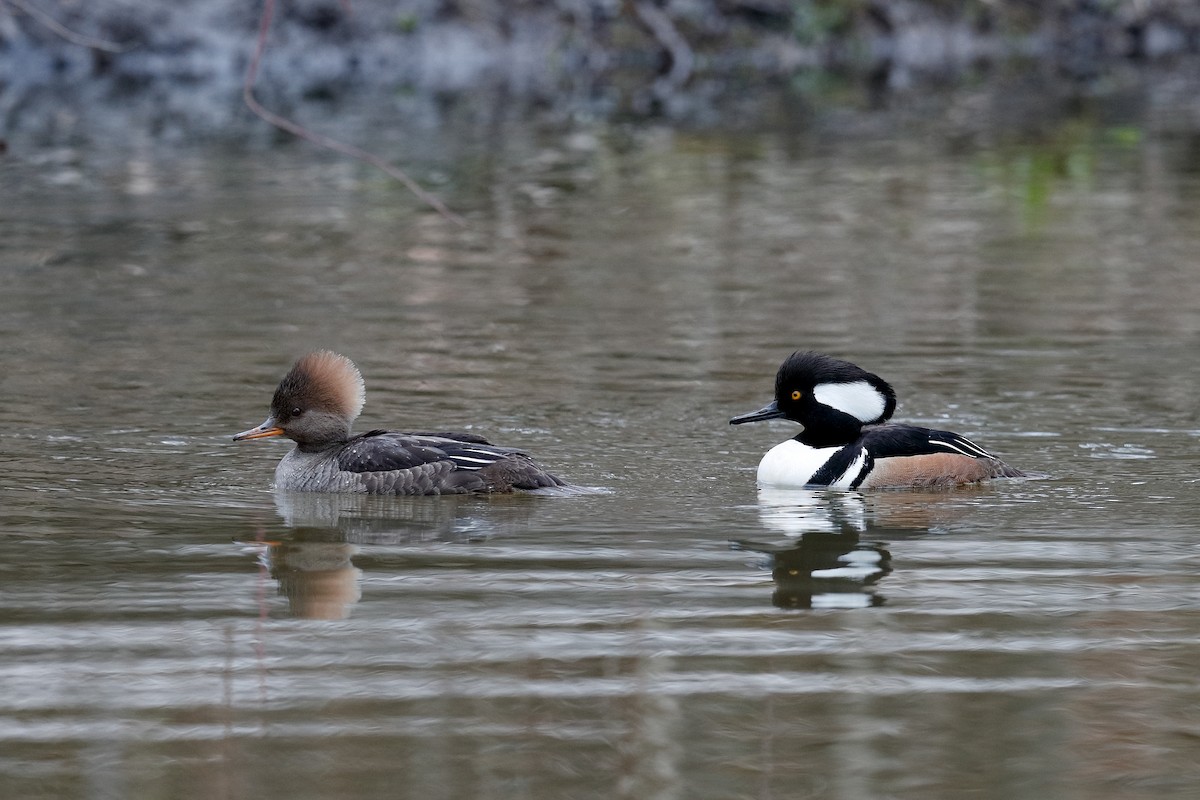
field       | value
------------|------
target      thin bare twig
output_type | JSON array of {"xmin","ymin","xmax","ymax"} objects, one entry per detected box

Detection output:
[
  {"xmin": 243, "ymin": 0, "xmax": 466, "ymax": 226},
  {"xmin": 4, "ymin": 0, "xmax": 129, "ymax": 53},
  {"xmin": 632, "ymin": 1, "xmax": 694, "ymax": 95}
]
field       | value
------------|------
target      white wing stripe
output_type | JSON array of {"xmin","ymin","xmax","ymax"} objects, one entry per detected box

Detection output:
[
  {"xmin": 460, "ymin": 448, "xmax": 505, "ymax": 458},
  {"xmin": 450, "ymin": 455, "xmax": 503, "ymax": 465},
  {"xmin": 930, "ymin": 438, "xmax": 993, "ymax": 459}
]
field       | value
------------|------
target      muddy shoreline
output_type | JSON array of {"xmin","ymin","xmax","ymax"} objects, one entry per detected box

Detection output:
[{"xmin": 4, "ymin": 0, "xmax": 1200, "ymax": 145}]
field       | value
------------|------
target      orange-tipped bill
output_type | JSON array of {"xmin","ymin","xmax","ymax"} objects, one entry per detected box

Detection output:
[{"xmin": 233, "ymin": 418, "xmax": 285, "ymax": 441}]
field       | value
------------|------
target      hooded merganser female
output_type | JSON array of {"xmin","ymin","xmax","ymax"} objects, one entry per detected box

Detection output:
[
  {"xmin": 730, "ymin": 351, "xmax": 1024, "ymax": 489},
  {"xmin": 233, "ymin": 351, "xmax": 566, "ymax": 494}
]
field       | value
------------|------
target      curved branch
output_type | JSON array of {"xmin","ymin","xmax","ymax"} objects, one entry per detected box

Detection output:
[
  {"xmin": 244, "ymin": 0, "xmax": 465, "ymax": 226},
  {"xmin": 632, "ymin": 1, "xmax": 694, "ymax": 94},
  {"xmin": 4, "ymin": 0, "xmax": 129, "ymax": 52}
]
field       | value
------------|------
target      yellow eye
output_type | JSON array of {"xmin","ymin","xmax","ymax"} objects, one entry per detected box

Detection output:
[{"xmin": 790, "ymin": 390, "xmax": 802, "ymax": 400}]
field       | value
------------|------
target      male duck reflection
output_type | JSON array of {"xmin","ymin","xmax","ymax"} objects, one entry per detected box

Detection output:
[
  {"xmin": 730, "ymin": 352, "xmax": 1023, "ymax": 489},
  {"xmin": 234, "ymin": 351, "xmax": 566, "ymax": 494}
]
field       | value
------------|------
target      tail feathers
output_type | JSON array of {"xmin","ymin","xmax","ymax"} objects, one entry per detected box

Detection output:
[
  {"xmin": 994, "ymin": 460, "xmax": 1025, "ymax": 479},
  {"xmin": 478, "ymin": 455, "xmax": 566, "ymax": 492}
]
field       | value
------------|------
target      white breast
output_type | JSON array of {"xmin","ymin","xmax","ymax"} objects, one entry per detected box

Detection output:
[{"xmin": 756, "ymin": 439, "xmax": 865, "ymax": 490}]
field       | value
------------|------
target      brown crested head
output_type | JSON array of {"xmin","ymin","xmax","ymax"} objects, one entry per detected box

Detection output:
[
  {"xmin": 235, "ymin": 351, "xmax": 366, "ymax": 449},
  {"xmin": 271, "ymin": 350, "xmax": 365, "ymax": 424}
]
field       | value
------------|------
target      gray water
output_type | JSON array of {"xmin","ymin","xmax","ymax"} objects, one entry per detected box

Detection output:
[{"xmin": 3, "ymin": 80, "xmax": 1200, "ymax": 799}]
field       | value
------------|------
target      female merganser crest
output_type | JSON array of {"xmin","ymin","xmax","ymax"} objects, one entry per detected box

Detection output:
[
  {"xmin": 730, "ymin": 351, "xmax": 1024, "ymax": 489},
  {"xmin": 233, "ymin": 351, "xmax": 566, "ymax": 494}
]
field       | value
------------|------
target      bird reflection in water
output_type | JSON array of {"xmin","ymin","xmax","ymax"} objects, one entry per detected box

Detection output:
[
  {"xmin": 251, "ymin": 491, "xmax": 543, "ymax": 620},
  {"xmin": 736, "ymin": 487, "xmax": 987, "ymax": 608},
  {"xmin": 735, "ymin": 489, "xmax": 892, "ymax": 609},
  {"xmin": 267, "ymin": 536, "xmax": 362, "ymax": 620},
  {"xmin": 734, "ymin": 532, "xmax": 891, "ymax": 609}
]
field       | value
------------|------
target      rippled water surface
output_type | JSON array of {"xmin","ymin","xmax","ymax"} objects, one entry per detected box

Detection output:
[{"xmin": 3, "ymin": 80, "xmax": 1200, "ymax": 798}]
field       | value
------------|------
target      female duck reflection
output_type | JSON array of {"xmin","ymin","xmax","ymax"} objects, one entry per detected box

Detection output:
[
  {"xmin": 253, "ymin": 490, "xmax": 544, "ymax": 620},
  {"xmin": 265, "ymin": 533, "xmax": 362, "ymax": 621}
]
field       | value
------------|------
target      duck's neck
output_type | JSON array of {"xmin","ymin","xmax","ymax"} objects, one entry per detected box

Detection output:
[{"xmin": 796, "ymin": 421, "xmax": 862, "ymax": 449}]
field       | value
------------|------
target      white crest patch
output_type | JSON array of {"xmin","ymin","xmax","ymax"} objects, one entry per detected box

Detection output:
[{"xmin": 812, "ymin": 380, "xmax": 886, "ymax": 423}]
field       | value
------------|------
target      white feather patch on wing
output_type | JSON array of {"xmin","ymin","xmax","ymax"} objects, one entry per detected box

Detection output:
[
  {"xmin": 448, "ymin": 448, "xmax": 508, "ymax": 469},
  {"xmin": 929, "ymin": 437, "xmax": 994, "ymax": 459},
  {"xmin": 812, "ymin": 380, "xmax": 887, "ymax": 423}
]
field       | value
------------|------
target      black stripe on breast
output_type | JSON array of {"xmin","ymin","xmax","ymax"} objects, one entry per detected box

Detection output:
[{"xmin": 807, "ymin": 443, "xmax": 869, "ymax": 487}]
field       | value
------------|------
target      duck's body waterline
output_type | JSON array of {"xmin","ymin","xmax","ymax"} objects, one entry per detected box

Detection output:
[
  {"xmin": 275, "ymin": 446, "xmax": 354, "ymax": 492},
  {"xmin": 756, "ymin": 439, "xmax": 858, "ymax": 489},
  {"xmin": 732, "ymin": 352, "xmax": 1024, "ymax": 490},
  {"xmin": 234, "ymin": 351, "xmax": 566, "ymax": 495}
]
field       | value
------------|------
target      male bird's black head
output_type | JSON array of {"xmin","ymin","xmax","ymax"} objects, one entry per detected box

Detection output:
[{"xmin": 730, "ymin": 351, "xmax": 896, "ymax": 447}]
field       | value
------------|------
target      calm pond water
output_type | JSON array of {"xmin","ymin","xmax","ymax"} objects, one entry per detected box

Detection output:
[{"xmin": 3, "ymin": 75, "xmax": 1200, "ymax": 798}]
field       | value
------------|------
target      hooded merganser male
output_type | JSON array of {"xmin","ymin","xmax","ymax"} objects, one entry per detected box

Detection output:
[
  {"xmin": 233, "ymin": 351, "xmax": 566, "ymax": 494},
  {"xmin": 730, "ymin": 351, "xmax": 1024, "ymax": 490}
]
